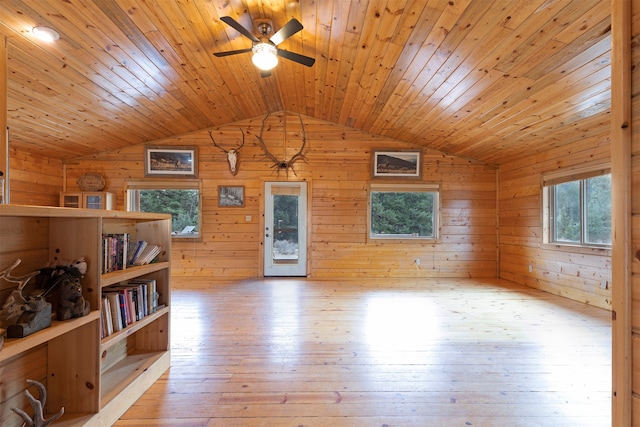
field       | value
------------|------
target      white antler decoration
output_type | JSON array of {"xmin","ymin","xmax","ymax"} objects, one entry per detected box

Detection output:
[
  {"xmin": 255, "ymin": 113, "xmax": 307, "ymax": 176},
  {"xmin": 11, "ymin": 379, "xmax": 64, "ymax": 427},
  {"xmin": 0, "ymin": 259, "xmax": 41, "ymax": 328},
  {"xmin": 208, "ymin": 129, "xmax": 245, "ymax": 176}
]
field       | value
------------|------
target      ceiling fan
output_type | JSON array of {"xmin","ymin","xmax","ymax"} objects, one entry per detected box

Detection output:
[{"xmin": 214, "ymin": 16, "xmax": 315, "ymax": 77}]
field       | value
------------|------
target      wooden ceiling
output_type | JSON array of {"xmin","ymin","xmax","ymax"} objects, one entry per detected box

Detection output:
[{"xmin": 0, "ymin": 0, "xmax": 611, "ymax": 166}]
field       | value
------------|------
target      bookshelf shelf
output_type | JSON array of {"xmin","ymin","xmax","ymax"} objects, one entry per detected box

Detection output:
[
  {"xmin": 100, "ymin": 306, "xmax": 169, "ymax": 352},
  {"xmin": 0, "ymin": 311, "xmax": 100, "ymax": 363},
  {"xmin": 101, "ymin": 261, "xmax": 169, "ymax": 286},
  {"xmin": 101, "ymin": 350, "xmax": 170, "ymax": 406},
  {"xmin": 0, "ymin": 205, "xmax": 171, "ymax": 427}
]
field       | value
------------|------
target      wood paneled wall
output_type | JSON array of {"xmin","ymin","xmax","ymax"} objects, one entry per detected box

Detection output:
[
  {"xmin": 498, "ymin": 134, "xmax": 612, "ymax": 310},
  {"xmin": 7, "ymin": 147, "xmax": 62, "ymax": 206},
  {"xmin": 630, "ymin": 1, "xmax": 640, "ymax": 423},
  {"xmin": 62, "ymin": 113, "xmax": 497, "ymax": 281}
]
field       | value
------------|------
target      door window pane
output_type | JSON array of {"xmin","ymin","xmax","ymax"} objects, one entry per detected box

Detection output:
[{"xmin": 272, "ymin": 194, "xmax": 299, "ymax": 263}]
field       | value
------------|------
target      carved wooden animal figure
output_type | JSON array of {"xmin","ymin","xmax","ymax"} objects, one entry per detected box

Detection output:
[
  {"xmin": 208, "ymin": 129, "xmax": 245, "ymax": 175},
  {"xmin": 57, "ymin": 273, "xmax": 90, "ymax": 320}
]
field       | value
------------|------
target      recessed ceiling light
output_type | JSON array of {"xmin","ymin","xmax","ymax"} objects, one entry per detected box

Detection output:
[{"xmin": 32, "ymin": 26, "xmax": 60, "ymax": 42}]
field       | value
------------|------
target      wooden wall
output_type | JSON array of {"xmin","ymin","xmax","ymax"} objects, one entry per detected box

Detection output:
[
  {"xmin": 7, "ymin": 110, "xmax": 617, "ymax": 312},
  {"xmin": 62, "ymin": 113, "xmax": 498, "ymax": 281},
  {"xmin": 7, "ymin": 147, "xmax": 62, "ymax": 206},
  {"xmin": 497, "ymin": 134, "xmax": 612, "ymax": 310},
  {"xmin": 631, "ymin": 1, "xmax": 640, "ymax": 423}
]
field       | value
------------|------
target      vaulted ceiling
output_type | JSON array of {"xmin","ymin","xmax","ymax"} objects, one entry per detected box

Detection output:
[{"xmin": 0, "ymin": 0, "xmax": 611, "ymax": 166}]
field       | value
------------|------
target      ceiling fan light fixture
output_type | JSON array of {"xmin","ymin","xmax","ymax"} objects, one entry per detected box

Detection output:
[
  {"xmin": 32, "ymin": 26, "xmax": 60, "ymax": 42},
  {"xmin": 252, "ymin": 43, "xmax": 278, "ymax": 71}
]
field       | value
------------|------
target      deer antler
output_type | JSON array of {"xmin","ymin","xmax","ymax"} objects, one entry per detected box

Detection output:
[
  {"xmin": 11, "ymin": 379, "xmax": 64, "ymax": 427},
  {"xmin": 208, "ymin": 130, "xmax": 228, "ymax": 154},
  {"xmin": 208, "ymin": 128, "xmax": 245, "ymax": 153},
  {"xmin": 208, "ymin": 129, "xmax": 245, "ymax": 176},
  {"xmin": 255, "ymin": 113, "xmax": 307, "ymax": 175},
  {"xmin": 255, "ymin": 113, "xmax": 280, "ymax": 165},
  {"xmin": 289, "ymin": 114, "xmax": 307, "ymax": 166},
  {"xmin": 0, "ymin": 259, "xmax": 40, "ymax": 291}
]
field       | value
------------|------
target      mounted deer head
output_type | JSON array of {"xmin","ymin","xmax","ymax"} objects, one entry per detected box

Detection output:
[
  {"xmin": 208, "ymin": 129, "xmax": 245, "ymax": 176},
  {"xmin": 255, "ymin": 113, "xmax": 307, "ymax": 176}
]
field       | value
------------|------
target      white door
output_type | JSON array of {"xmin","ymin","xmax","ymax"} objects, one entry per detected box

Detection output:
[{"xmin": 264, "ymin": 181, "xmax": 307, "ymax": 276}]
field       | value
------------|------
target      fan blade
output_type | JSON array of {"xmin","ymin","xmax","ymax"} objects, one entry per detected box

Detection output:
[
  {"xmin": 270, "ymin": 18, "xmax": 303, "ymax": 46},
  {"xmin": 277, "ymin": 49, "xmax": 316, "ymax": 67},
  {"xmin": 220, "ymin": 16, "xmax": 260, "ymax": 43},
  {"xmin": 213, "ymin": 48, "xmax": 253, "ymax": 57}
]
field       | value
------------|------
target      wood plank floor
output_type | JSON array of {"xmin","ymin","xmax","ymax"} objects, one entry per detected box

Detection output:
[{"xmin": 115, "ymin": 278, "xmax": 611, "ymax": 427}]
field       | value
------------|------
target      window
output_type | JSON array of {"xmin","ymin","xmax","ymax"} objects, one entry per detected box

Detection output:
[
  {"xmin": 369, "ymin": 183, "xmax": 439, "ymax": 240},
  {"xmin": 543, "ymin": 165, "xmax": 611, "ymax": 247},
  {"xmin": 126, "ymin": 180, "xmax": 202, "ymax": 240}
]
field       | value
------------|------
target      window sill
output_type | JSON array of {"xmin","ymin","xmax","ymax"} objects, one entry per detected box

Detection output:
[
  {"xmin": 368, "ymin": 236, "xmax": 438, "ymax": 244},
  {"xmin": 541, "ymin": 242, "xmax": 611, "ymax": 256}
]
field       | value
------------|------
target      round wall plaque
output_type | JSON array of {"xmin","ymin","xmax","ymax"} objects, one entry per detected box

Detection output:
[{"xmin": 77, "ymin": 173, "xmax": 106, "ymax": 191}]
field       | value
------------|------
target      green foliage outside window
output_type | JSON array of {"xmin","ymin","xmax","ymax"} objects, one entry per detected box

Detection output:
[
  {"xmin": 273, "ymin": 195, "xmax": 299, "ymax": 243},
  {"xmin": 551, "ymin": 174, "xmax": 610, "ymax": 246},
  {"xmin": 585, "ymin": 174, "xmax": 611, "ymax": 244},
  {"xmin": 370, "ymin": 191, "xmax": 435, "ymax": 238},
  {"xmin": 553, "ymin": 181, "xmax": 580, "ymax": 243},
  {"xmin": 139, "ymin": 189, "xmax": 199, "ymax": 234}
]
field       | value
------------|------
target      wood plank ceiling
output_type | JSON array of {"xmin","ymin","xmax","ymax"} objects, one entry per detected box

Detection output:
[{"xmin": 0, "ymin": 0, "xmax": 611, "ymax": 166}]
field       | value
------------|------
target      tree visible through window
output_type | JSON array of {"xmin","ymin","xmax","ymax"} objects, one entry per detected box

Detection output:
[
  {"xmin": 547, "ymin": 172, "xmax": 611, "ymax": 247},
  {"xmin": 369, "ymin": 184, "xmax": 438, "ymax": 239},
  {"xmin": 126, "ymin": 181, "xmax": 201, "ymax": 239},
  {"xmin": 140, "ymin": 189, "xmax": 199, "ymax": 234}
]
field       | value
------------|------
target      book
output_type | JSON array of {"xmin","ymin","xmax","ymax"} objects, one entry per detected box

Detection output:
[
  {"xmin": 105, "ymin": 284, "xmax": 145, "ymax": 323},
  {"xmin": 101, "ymin": 296, "xmax": 113, "ymax": 337},
  {"xmin": 128, "ymin": 240, "xmax": 148, "ymax": 266},
  {"xmin": 105, "ymin": 292, "xmax": 123, "ymax": 332},
  {"xmin": 132, "ymin": 245, "xmax": 162, "ymax": 266},
  {"xmin": 102, "ymin": 233, "xmax": 130, "ymax": 273},
  {"xmin": 128, "ymin": 278, "xmax": 158, "ymax": 314}
]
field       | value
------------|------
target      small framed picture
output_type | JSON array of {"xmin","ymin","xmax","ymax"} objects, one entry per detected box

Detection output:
[
  {"xmin": 218, "ymin": 185, "xmax": 245, "ymax": 207},
  {"xmin": 372, "ymin": 150, "xmax": 422, "ymax": 178},
  {"xmin": 145, "ymin": 146, "xmax": 197, "ymax": 177}
]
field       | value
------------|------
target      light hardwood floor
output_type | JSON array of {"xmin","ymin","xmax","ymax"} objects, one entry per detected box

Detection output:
[{"xmin": 115, "ymin": 278, "xmax": 611, "ymax": 427}]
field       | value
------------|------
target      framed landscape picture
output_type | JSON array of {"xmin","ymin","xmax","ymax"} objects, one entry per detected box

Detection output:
[
  {"xmin": 145, "ymin": 146, "xmax": 197, "ymax": 177},
  {"xmin": 372, "ymin": 150, "xmax": 422, "ymax": 178},
  {"xmin": 218, "ymin": 185, "xmax": 245, "ymax": 207}
]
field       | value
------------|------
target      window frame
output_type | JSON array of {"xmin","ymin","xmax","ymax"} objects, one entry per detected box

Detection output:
[
  {"xmin": 368, "ymin": 182, "xmax": 440, "ymax": 242},
  {"xmin": 125, "ymin": 179, "xmax": 203, "ymax": 241},
  {"xmin": 542, "ymin": 164, "xmax": 611, "ymax": 250}
]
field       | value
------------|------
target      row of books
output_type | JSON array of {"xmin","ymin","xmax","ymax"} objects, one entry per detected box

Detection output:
[
  {"xmin": 129, "ymin": 241, "xmax": 163, "ymax": 266},
  {"xmin": 100, "ymin": 278, "xmax": 160, "ymax": 338},
  {"xmin": 102, "ymin": 233, "xmax": 163, "ymax": 274}
]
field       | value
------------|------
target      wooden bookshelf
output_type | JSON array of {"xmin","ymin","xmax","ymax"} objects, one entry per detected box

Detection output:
[{"xmin": 0, "ymin": 205, "xmax": 171, "ymax": 427}]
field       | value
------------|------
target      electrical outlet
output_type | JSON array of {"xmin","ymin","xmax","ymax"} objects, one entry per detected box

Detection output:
[
  {"xmin": 600, "ymin": 280, "xmax": 608, "ymax": 290},
  {"xmin": 528, "ymin": 264, "xmax": 533, "ymax": 273},
  {"xmin": 415, "ymin": 258, "xmax": 421, "ymax": 266}
]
